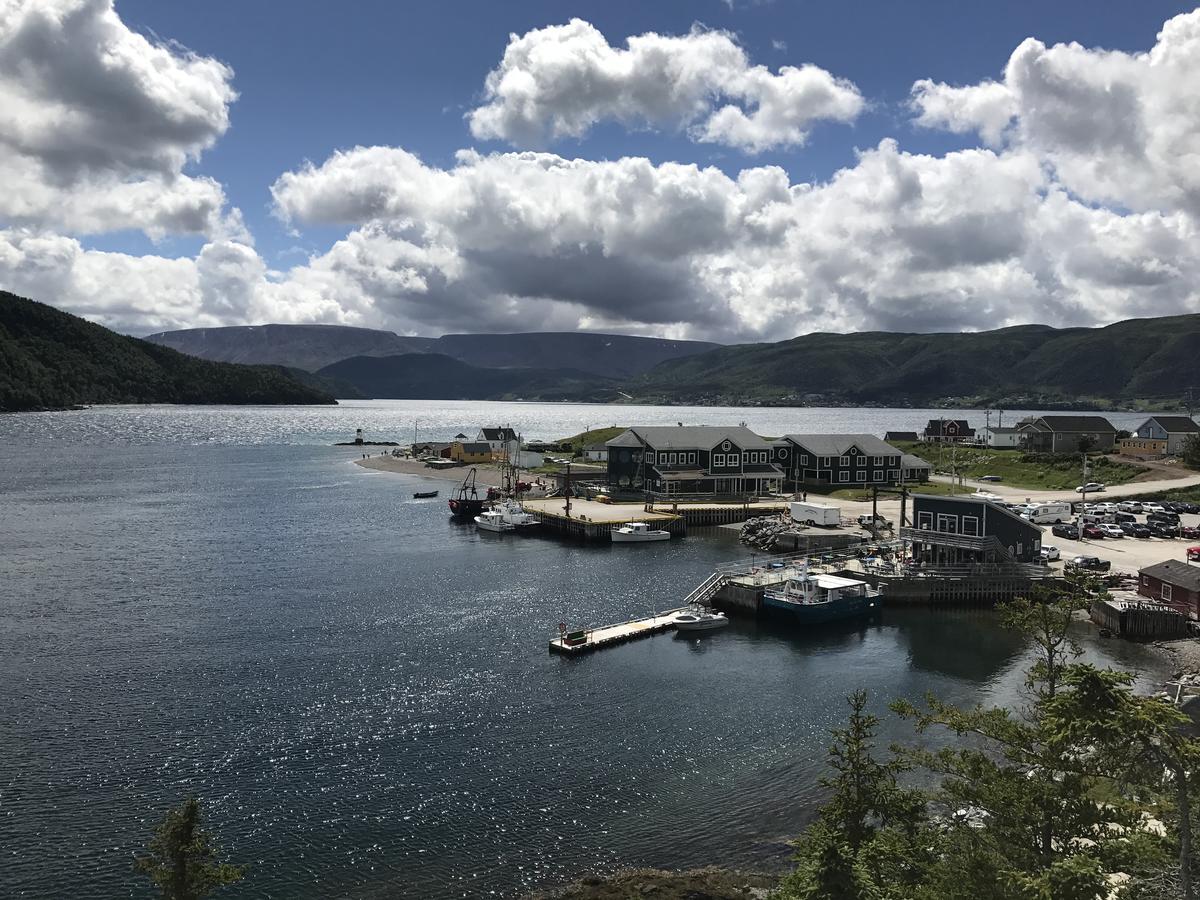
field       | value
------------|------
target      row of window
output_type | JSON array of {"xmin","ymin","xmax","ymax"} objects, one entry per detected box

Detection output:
[
  {"xmin": 644, "ymin": 449, "xmax": 769, "ymax": 466},
  {"xmin": 786, "ymin": 453, "xmax": 902, "ymax": 467},
  {"xmin": 831, "ymin": 469, "xmax": 903, "ymax": 483}
]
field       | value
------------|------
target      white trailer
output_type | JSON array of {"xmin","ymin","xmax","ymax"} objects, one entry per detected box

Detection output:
[{"xmin": 789, "ymin": 501, "xmax": 842, "ymax": 527}]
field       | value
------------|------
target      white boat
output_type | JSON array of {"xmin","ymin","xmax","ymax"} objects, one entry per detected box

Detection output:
[
  {"xmin": 495, "ymin": 500, "xmax": 540, "ymax": 530},
  {"xmin": 474, "ymin": 509, "xmax": 515, "ymax": 533},
  {"xmin": 673, "ymin": 609, "xmax": 729, "ymax": 632},
  {"xmin": 611, "ymin": 522, "xmax": 671, "ymax": 542}
]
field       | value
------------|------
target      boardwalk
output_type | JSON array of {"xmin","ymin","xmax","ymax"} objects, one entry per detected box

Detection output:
[{"xmin": 548, "ymin": 607, "xmax": 690, "ymax": 656}]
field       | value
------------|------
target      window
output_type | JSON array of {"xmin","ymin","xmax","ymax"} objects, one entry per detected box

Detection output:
[
  {"xmin": 936, "ymin": 514, "xmax": 958, "ymax": 534},
  {"xmin": 1143, "ymin": 575, "xmax": 1151, "ymax": 585},
  {"xmin": 856, "ymin": 471, "xmax": 866, "ymax": 482},
  {"xmin": 669, "ymin": 452, "xmax": 677, "ymax": 464},
  {"xmin": 758, "ymin": 451, "xmax": 767, "ymax": 463},
  {"xmin": 1164, "ymin": 584, "xmax": 1174, "ymax": 602},
  {"xmin": 1017, "ymin": 542, "xmax": 1023, "ymax": 557},
  {"xmin": 821, "ymin": 456, "xmax": 831, "ymax": 467},
  {"xmin": 888, "ymin": 469, "xmax": 900, "ymax": 482},
  {"xmin": 800, "ymin": 454, "xmax": 808, "ymax": 465},
  {"xmin": 961, "ymin": 516, "xmax": 980, "ymax": 536},
  {"xmin": 646, "ymin": 451, "xmax": 655, "ymax": 464},
  {"xmin": 917, "ymin": 511, "xmax": 933, "ymax": 529},
  {"xmin": 778, "ymin": 447, "xmax": 789, "ymax": 459},
  {"xmin": 873, "ymin": 471, "xmax": 884, "ymax": 482},
  {"xmin": 839, "ymin": 471, "xmax": 849, "ymax": 483},
  {"xmin": 891, "ymin": 456, "xmax": 899, "ymax": 466},
  {"xmin": 713, "ymin": 453, "xmax": 724, "ymax": 467},
  {"xmin": 688, "ymin": 452, "xmax": 696, "ymax": 465},
  {"xmin": 839, "ymin": 456, "xmax": 850, "ymax": 466},
  {"xmin": 742, "ymin": 451, "xmax": 750, "ymax": 463},
  {"xmin": 873, "ymin": 456, "xmax": 883, "ymax": 465}
]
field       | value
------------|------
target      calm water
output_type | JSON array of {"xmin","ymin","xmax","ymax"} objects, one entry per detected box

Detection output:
[{"xmin": 0, "ymin": 403, "xmax": 1169, "ymax": 899}]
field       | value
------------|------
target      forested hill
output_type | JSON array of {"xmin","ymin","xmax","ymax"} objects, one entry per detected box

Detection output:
[
  {"xmin": 628, "ymin": 315, "xmax": 1200, "ymax": 406},
  {"xmin": 0, "ymin": 292, "xmax": 337, "ymax": 412},
  {"xmin": 145, "ymin": 324, "xmax": 719, "ymax": 377}
]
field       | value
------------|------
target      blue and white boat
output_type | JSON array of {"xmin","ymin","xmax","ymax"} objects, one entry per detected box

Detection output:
[{"xmin": 762, "ymin": 565, "xmax": 881, "ymax": 625}]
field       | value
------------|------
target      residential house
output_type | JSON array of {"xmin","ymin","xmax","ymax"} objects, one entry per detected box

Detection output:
[
  {"xmin": 606, "ymin": 426, "xmax": 784, "ymax": 496},
  {"xmin": 413, "ymin": 441, "xmax": 452, "ymax": 458},
  {"xmin": 1134, "ymin": 416, "xmax": 1200, "ymax": 456},
  {"xmin": 884, "ymin": 431, "xmax": 919, "ymax": 443},
  {"xmin": 451, "ymin": 441, "xmax": 492, "ymax": 464},
  {"xmin": 1017, "ymin": 415, "xmax": 1116, "ymax": 454},
  {"xmin": 902, "ymin": 494, "xmax": 1043, "ymax": 568},
  {"xmin": 901, "ymin": 454, "xmax": 933, "ymax": 483},
  {"xmin": 1118, "ymin": 437, "xmax": 1168, "ymax": 460},
  {"xmin": 770, "ymin": 434, "xmax": 907, "ymax": 490},
  {"xmin": 477, "ymin": 427, "xmax": 519, "ymax": 456},
  {"xmin": 1139, "ymin": 560, "xmax": 1200, "ymax": 621},
  {"xmin": 985, "ymin": 426, "xmax": 1021, "ymax": 449},
  {"xmin": 583, "ymin": 442, "xmax": 609, "ymax": 462},
  {"xmin": 922, "ymin": 419, "xmax": 975, "ymax": 443}
]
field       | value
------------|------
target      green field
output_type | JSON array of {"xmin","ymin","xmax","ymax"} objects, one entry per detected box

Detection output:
[
  {"xmin": 555, "ymin": 426, "xmax": 627, "ymax": 455},
  {"xmin": 892, "ymin": 442, "xmax": 1145, "ymax": 491}
]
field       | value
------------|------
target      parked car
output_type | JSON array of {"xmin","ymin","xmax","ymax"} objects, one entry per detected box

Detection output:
[
  {"xmin": 1176, "ymin": 501, "xmax": 1199, "ymax": 514},
  {"xmin": 1039, "ymin": 546, "xmax": 1061, "ymax": 562},
  {"xmin": 1148, "ymin": 511, "xmax": 1181, "ymax": 526},
  {"xmin": 1067, "ymin": 555, "xmax": 1111, "ymax": 572},
  {"xmin": 1052, "ymin": 524, "xmax": 1079, "ymax": 540},
  {"xmin": 1098, "ymin": 523, "xmax": 1125, "ymax": 539},
  {"xmin": 1091, "ymin": 502, "xmax": 1118, "ymax": 514},
  {"xmin": 1120, "ymin": 522, "xmax": 1152, "ymax": 538},
  {"xmin": 978, "ymin": 474, "xmax": 1003, "ymax": 482},
  {"xmin": 1082, "ymin": 524, "xmax": 1106, "ymax": 539},
  {"xmin": 1117, "ymin": 501, "xmax": 1143, "ymax": 513},
  {"xmin": 1149, "ymin": 522, "xmax": 1180, "ymax": 538},
  {"xmin": 1075, "ymin": 482, "xmax": 1106, "ymax": 493},
  {"xmin": 1180, "ymin": 525, "xmax": 1200, "ymax": 539},
  {"xmin": 1143, "ymin": 502, "xmax": 1166, "ymax": 514}
]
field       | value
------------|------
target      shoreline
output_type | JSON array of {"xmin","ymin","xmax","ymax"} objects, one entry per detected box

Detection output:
[{"xmin": 354, "ymin": 455, "xmax": 510, "ymax": 486}]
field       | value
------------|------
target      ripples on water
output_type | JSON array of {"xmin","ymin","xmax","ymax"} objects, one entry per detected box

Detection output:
[{"xmin": 0, "ymin": 405, "xmax": 1169, "ymax": 899}]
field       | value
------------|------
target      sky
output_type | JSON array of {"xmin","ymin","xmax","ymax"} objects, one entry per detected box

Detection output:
[{"xmin": 1, "ymin": 0, "xmax": 1199, "ymax": 342}]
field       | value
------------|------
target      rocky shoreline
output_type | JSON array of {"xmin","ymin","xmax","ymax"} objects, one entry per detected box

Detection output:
[{"xmin": 522, "ymin": 867, "xmax": 776, "ymax": 899}]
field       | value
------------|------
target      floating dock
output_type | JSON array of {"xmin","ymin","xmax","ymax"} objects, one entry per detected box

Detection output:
[{"xmin": 548, "ymin": 607, "xmax": 690, "ymax": 655}]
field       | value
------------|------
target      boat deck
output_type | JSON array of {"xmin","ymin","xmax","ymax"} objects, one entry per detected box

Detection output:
[{"xmin": 548, "ymin": 607, "xmax": 690, "ymax": 656}]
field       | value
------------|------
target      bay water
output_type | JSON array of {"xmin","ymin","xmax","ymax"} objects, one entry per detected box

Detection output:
[{"xmin": 0, "ymin": 401, "xmax": 1168, "ymax": 898}]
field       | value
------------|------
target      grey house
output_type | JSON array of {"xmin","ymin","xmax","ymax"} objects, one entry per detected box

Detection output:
[
  {"xmin": 606, "ymin": 426, "xmax": 784, "ymax": 496},
  {"xmin": 1134, "ymin": 415, "xmax": 1200, "ymax": 455},
  {"xmin": 1017, "ymin": 415, "xmax": 1117, "ymax": 453},
  {"xmin": 770, "ymin": 434, "xmax": 909, "ymax": 490}
]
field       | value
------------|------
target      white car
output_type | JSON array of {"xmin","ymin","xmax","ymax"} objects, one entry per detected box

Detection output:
[
  {"xmin": 1143, "ymin": 502, "xmax": 1166, "ymax": 514},
  {"xmin": 1075, "ymin": 482, "xmax": 1106, "ymax": 493},
  {"xmin": 1091, "ymin": 502, "xmax": 1117, "ymax": 514},
  {"xmin": 1039, "ymin": 546, "xmax": 1061, "ymax": 562},
  {"xmin": 1098, "ymin": 523, "xmax": 1125, "ymax": 539},
  {"xmin": 1118, "ymin": 501, "xmax": 1143, "ymax": 513}
]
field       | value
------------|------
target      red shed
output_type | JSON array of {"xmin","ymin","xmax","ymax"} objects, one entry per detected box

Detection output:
[{"xmin": 1139, "ymin": 560, "xmax": 1200, "ymax": 621}]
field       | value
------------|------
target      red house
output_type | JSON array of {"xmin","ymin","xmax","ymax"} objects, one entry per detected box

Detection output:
[{"xmin": 1139, "ymin": 560, "xmax": 1200, "ymax": 621}]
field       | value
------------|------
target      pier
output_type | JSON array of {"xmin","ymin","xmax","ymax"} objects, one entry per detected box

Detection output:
[
  {"xmin": 548, "ymin": 607, "xmax": 690, "ymax": 655},
  {"xmin": 520, "ymin": 496, "xmax": 790, "ymax": 541}
]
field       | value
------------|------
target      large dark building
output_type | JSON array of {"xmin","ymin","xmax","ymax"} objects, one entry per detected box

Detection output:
[
  {"xmin": 923, "ymin": 419, "xmax": 975, "ymax": 443},
  {"xmin": 902, "ymin": 494, "xmax": 1044, "ymax": 568},
  {"xmin": 605, "ymin": 426, "xmax": 784, "ymax": 496},
  {"xmin": 1017, "ymin": 415, "xmax": 1116, "ymax": 453},
  {"xmin": 770, "ymin": 434, "xmax": 909, "ymax": 490}
]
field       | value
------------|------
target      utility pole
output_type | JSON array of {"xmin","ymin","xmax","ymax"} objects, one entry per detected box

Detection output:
[
  {"xmin": 1077, "ymin": 451, "xmax": 1088, "ymax": 541},
  {"xmin": 564, "ymin": 462, "xmax": 571, "ymax": 519}
]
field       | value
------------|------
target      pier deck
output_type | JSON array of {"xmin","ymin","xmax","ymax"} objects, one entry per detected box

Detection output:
[{"xmin": 549, "ymin": 607, "xmax": 690, "ymax": 656}]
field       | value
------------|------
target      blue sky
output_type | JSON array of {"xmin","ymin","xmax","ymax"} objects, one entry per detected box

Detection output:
[
  {"xmin": 107, "ymin": 0, "xmax": 1192, "ymax": 264},
  {"xmin": 3, "ymin": 1, "xmax": 1200, "ymax": 339}
]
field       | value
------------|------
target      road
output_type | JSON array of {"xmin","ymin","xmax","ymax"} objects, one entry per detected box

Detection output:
[{"xmin": 931, "ymin": 469, "xmax": 1200, "ymax": 503}]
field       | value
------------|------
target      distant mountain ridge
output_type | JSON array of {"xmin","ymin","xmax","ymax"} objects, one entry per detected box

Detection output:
[
  {"xmin": 0, "ymin": 292, "xmax": 336, "ymax": 412},
  {"xmin": 144, "ymin": 324, "xmax": 720, "ymax": 377},
  {"xmin": 317, "ymin": 353, "xmax": 621, "ymax": 402},
  {"xmin": 629, "ymin": 315, "xmax": 1200, "ymax": 405}
]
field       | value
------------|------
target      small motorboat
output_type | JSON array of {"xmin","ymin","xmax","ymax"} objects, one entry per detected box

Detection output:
[
  {"xmin": 474, "ymin": 509, "xmax": 515, "ymax": 533},
  {"xmin": 673, "ymin": 609, "xmax": 729, "ymax": 632},
  {"xmin": 413, "ymin": 490, "xmax": 439, "ymax": 499},
  {"xmin": 611, "ymin": 522, "xmax": 671, "ymax": 543},
  {"xmin": 494, "ymin": 500, "xmax": 540, "ymax": 531}
]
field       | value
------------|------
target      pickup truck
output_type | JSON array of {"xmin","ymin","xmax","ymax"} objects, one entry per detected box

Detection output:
[{"xmin": 1066, "ymin": 555, "xmax": 1112, "ymax": 573}]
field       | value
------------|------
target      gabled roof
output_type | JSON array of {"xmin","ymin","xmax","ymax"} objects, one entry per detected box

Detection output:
[
  {"xmin": 1025, "ymin": 415, "xmax": 1116, "ymax": 433},
  {"xmin": 1142, "ymin": 416, "xmax": 1200, "ymax": 433},
  {"xmin": 458, "ymin": 442, "xmax": 492, "ymax": 453},
  {"xmin": 901, "ymin": 454, "xmax": 932, "ymax": 469},
  {"xmin": 783, "ymin": 433, "xmax": 902, "ymax": 458},
  {"xmin": 987, "ymin": 426, "xmax": 1020, "ymax": 434},
  {"xmin": 884, "ymin": 431, "xmax": 919, "ymax": 441},
  {"xmin": 479, "ymin": 427, "xmax": 517, "ymax": 441},
  {"xmin": 1141, "ymin": 560, "xmax": 1200, "ymax": 592},
  {"xmin": 585, "ymin": 442, "xmax": 609, "ymax": 452},
  {"xmin": 606, "ymin": 425, "xmax": 770, "ymax": 451}
]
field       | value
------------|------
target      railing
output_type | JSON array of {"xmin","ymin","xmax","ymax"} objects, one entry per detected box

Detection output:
[
  {"xmin": 899, "ymin": 527, "xmax": 1004, "ymax": 554},
  {"xmin": 682, "ymin": 571, "xmax": 730, "ymax": 606}
]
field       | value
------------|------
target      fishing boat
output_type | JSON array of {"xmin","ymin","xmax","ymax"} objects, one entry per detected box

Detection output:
[
  {"xmin": 762, "ymin": 563, "xmax": 881, "ymax": 625},
  {"xmin": 449, "ymin": 468, "xmax": 487, "ymax": 519},
  {"xmin": 413, "ymin": 490, "xmax": 439, "ymax": 499},
  {"xmin": 495, "ymin": 500, "xmax": 540, "ymax": 531},
  {"xmin": 474, "ymin": 509, "xmax": 515, "ymax": 533},
  {"xmin": 673, "ymin": 608, "xmax": 729, "ymax": 632},
  {"xmin": 611, "ymin": 522, "xmax": 671, "ymax": 543}
]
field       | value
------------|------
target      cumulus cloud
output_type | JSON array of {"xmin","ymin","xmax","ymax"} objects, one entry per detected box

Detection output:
[
  {"xmin": 466, "ymin": 19, "xmax": 863, "ymax": 152},
  {"xmin": 0, "ymin": 0, "xmax": 239, "ymax": 237},
  {"xmin": 909, "ymin": 9, "xmax": 1200, "ymax": 217}
]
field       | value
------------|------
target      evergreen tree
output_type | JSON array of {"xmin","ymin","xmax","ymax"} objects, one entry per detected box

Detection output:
[{"xmin": 134, "ymin": 797, "xmax": 245, "ymax": 900}]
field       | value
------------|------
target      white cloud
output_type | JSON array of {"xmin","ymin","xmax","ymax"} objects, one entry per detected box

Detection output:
[
  {"xmin": 0, "ymin": 0, "xmax": 239, "ymax": 237},
  {"xmin": 466, "ymin": 19, "xmax": 863, "ymax": 152},
  {"xmin": 909, "ymin": 9, "xmax": 1200, "ymax": 217}
]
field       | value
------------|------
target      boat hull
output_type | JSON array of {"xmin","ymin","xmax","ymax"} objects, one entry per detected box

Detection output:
[
  {"xmin": 674, "ymin": 613, "xmax": 729, "ymax": 632},
  {"xmin": 449, "ymin": 498, "xmax": 486, "ymax": 518},
  {"xmin": 474, "ymin": 515, "xmax": 515, "ymax": 533},
  {"xmin": 611, "ymin": 531, "xmax": 671, "ymax": 542},
  {"xmin": 762, "ymin": 591, "xmax": 879, "ymax": 625}
]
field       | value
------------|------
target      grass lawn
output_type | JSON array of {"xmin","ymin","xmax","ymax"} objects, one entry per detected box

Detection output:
[
  {"xmin": 891, "ymin": 442, "xmax": 1145, "ymax": 491},
  {"xmin": 555, "ymin": 425, "xmax": 627, "ymax": 452}
]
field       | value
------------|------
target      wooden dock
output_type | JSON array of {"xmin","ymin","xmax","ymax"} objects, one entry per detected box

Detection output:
[{"xmin": 548, "ymin": 607, "xmax": 690, "ymax": 656}]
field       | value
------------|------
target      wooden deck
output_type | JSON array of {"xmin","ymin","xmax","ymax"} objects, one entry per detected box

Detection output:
[{"xmin": 549, "ymin": 607, "xmax": 690, "ymax": 656}]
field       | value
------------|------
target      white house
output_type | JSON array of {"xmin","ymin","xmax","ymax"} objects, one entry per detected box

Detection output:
[
  {"xmin": 1134, "ymin": 416, "xmax": 1200, "ymax": 456},
  {"xmin": 985, "ymin": 426, "xmax": 1021, "ymax": 449},
  {"xmin": 583, "ymin": 443, "xmax": 609, "ymax": 462}
]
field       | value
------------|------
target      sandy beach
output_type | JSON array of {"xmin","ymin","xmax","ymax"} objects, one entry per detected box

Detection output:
[{"xmin": 353, "ymin": 454, "xmax": 510, "ymax": 485}]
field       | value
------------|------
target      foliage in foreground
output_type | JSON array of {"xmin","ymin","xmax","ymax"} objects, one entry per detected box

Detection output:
[
  {"xmin": 134, "ymin": 797, "xmax": 244, "ymax": 900},
  {"xmin": 779, "ymin": 580, "xmax": 1199, "ymax": 900}
]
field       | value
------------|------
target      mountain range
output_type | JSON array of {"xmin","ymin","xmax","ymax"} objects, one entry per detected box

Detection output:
[
  {"xmin": 144, "ymin": 315, "xmax": 1200, "ymax": 407},
  {"xmin": 0, "ymin": 292, "xmax": 336, "ymax": 412}
]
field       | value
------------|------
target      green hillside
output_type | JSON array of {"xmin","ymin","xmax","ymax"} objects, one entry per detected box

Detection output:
[
  {"xmin": 0, "ymin": 291, "xmax": 337, "ymax": 412},
  {"xmin": 629, "ymin": 316, "xmax": 1200, "ymax": 406}
]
